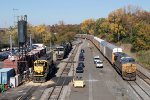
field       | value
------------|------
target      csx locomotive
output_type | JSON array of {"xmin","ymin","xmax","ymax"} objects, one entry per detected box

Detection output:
[{"xmin": 75, "ymin": 34, "xmax": 136, "ymax": 80}]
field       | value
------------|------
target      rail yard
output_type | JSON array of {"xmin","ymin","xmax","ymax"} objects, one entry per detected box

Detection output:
[
  {"xmin": 0, "ymin": 35, "xmax": 150, "ymax": 100},
  {"xmin": 0, "ymin": 1, "xmax": 150, "ymax": 100}
]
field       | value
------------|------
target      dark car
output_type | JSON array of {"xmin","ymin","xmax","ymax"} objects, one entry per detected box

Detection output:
[
  {"xmin": 78, "ymin": 62, "xmax": 85, "ymax": 68},
  {"xmin": 76, "ymin": 67, "xmax": 84, "ymax": 73},
  {"xmin": 79, "ymin": 56, "xmax": 84, "ymax": 61},
  {"xmin": 0, "ymin": 53, "xmax": 9, "ymax": 61},
  {"xmin": 79, "ymin": 53, "xmax": 84, "ymax": 61},
  {"xmin": 12, "ymin": 49, "xmax": 18, "ymax": 55},
  {"xmin": 81, "ymin": 49, "xmax": 85, "ymax": 53}
]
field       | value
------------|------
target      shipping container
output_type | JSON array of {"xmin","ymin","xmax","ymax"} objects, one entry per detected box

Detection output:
[
  {"xmin": 0, "ymin": 68, "xmax": 15, "ymax": 84},
  {"xmin": 10, "ymin": 77, "xmax": 16, "ymax": 88},
  {"xmin": 15, "ymin": 74, "xmax": 22, "ymax": 86}
]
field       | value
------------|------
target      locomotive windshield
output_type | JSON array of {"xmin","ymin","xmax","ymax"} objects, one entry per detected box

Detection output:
[
  {"xmin": 35, "ymin": 62, "xmax": 45, "ymax": 66},
  {"xmin": 121, "ymin": 58, "xmax": 135, "ymax": 64},
  {"xmin": 56, "ymin": 48, "xmax": 64, "ymax": 51}
]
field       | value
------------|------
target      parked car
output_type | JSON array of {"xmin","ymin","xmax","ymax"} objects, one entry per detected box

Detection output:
[
  {"xmin": 73, "ymin": 74, "xmax": 85, "ymax": 88},
  {"xmin": 76, "ymin": 67, "xmax": 84, "ymax": 73},
  {"xmin": 80, "ymin": 49, "xmax": 85, "ymax": 53},
  {"xmin": 78, "ymin": 62, "xmax": 85, "ymax": 68},
  {"xmin": 0, "ymin": 53, "xmax": 9, "ymax": 61},
  {"xmin": 94, "ymin": 56, "xmax": 100, "ymax": 64},
  {"xmin": 95, "ymin": 60, "xmax": 103, "ymax": 68},
  {"xmin": 79, "ymin": 53, "xmax": 84, "ymax": 61}
]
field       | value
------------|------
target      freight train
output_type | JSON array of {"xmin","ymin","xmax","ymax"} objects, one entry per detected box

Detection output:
[
  {"xmin": 55, "ymin": 42, "xmax": 72, "ymax": 60},
  {"xmin": 33, "ymin": 51, "xmax": 54, "ymax": 82},
  {"xmin": 75, "ymin": 34, "xmax": 136, "ymax": 80},
  {"xmin": 2, "ymin": 44, "xmax": 55, "ymax": 82}
]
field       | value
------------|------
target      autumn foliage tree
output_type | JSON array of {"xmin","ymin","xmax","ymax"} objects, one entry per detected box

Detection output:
[
  {"xmin": 81, "ymin": 5, "xmax": 150, "ymax": 51},
  {"xmin": 81, "ymin": 19, "xmax": 95, "ymax": 35}
]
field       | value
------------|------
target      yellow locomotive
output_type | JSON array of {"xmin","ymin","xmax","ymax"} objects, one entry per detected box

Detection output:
[
  {"xmin": 33, "ymin": 51, "xmax": 54, "ymax": 82},
  {"xmin": 113, "ymin": 52, "xmax": 136, "ymax": 80}
]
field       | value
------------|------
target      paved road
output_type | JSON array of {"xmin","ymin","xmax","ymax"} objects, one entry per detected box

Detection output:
[{"xmin": 69, "ymin": 39, "xmax": 131, "ymax": 100}]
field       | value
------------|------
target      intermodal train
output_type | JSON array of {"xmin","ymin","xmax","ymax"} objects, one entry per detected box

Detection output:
[
  {"xmin": 75, "ymin": 34, "xmax": 136, "ymax": 80},
  {"xmin": 33, "ymin": 51, "xmax": 54, "ymax": 82},
  {"xmin": 55, "ymin": 42, "xmax": 72, "ymax": 60}
]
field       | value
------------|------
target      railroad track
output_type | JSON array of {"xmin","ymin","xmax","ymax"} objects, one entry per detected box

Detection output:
[
  {"xmin": 127, "ymin": 70, "xmax": 150, "ymax": 100},
  {"xmin": 136, "ymin": 70, "xmax": 150, "ymax": 86},
  {"xmin": 16, "ymin": 84, "xmax": 42, "ymax": 100},
  {"xmin": 16, "ymin": 43, "xmax": 79, "ymax": 100},
  {"xmin": 47, "ymin": 44, "xmax": 79, "ymax": 100}
]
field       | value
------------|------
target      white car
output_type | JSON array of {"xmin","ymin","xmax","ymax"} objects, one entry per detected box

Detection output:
[
  {"xmin": 94, "ymin": 56, "xmax": 100, "ymax": 64},
  {"xmin": 96, "ymin": 60, "xmax": 103, "ymax": 68}
]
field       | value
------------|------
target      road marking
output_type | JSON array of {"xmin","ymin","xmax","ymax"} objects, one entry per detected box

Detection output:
[
  {"xmin": 86, "ymin": 80, "xmax": 99, "ymax": 82},
  {"xmin": 89, "ymin": 73, "xmax": 93, "ymax": 100}
]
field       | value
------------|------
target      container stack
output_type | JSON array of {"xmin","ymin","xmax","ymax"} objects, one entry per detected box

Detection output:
[{"xmin": 0, "ymin": 68, "xmax": 15, "ymax": 92}]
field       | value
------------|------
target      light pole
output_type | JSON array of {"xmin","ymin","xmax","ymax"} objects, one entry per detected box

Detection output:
[
  {"xmin": 50, "ymin": 33, "xmax": 52, "ymax": 51},
  {"xmin": 30, "ymin": 33, "xmax": 32, "ymax": 50},
  {"xmin": 10, "ymin": 35, "xmax": 12, "ymax": 56}
]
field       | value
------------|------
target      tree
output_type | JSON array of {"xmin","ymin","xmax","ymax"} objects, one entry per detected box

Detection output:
[
  {"xmin": 81, "ymin": 19, "xmax": 95, "ymax": 34},
  {"xmin": 132, "ymin": 23, "xmax": 150, "ymax": 51}
]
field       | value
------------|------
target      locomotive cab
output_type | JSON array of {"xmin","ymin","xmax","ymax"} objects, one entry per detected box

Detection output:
[
  {"xmin": 33, "ymin": 60, "xmax": 49, "ymax": 82},
  {"xmin": 114, "ymin": 52, "xmax": 136, "ymax": 81},
  {"xmin": 121, "ymin": 57, "xmax": 136, "ymax": 80},
  {"xmin": 56, "ymin": 46, "xmax": 65, "ymax": 60}
]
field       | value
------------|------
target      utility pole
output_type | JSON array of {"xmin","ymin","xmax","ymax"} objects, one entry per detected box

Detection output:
[
  {"xmin": 30, "ymin": 34, "xmax": 32, "ymax": 50},
  {"xmin": 50, "ymin": 33, "xmax": 52, "ymax": 51},
  {"xmin": 50, "ymin": 39, "xmax": 51, "ymax": 50},
  {"xmin": 10, "ymin": 35, "xmax": 12, "ymax": 56}
]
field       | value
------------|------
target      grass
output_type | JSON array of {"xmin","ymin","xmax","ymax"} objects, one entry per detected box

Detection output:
[
  {"xmin": 117, "ymin": 43, "xmax": 150, "ymax": 70},
  {"xmin": 136, "ymin": 50, "xmax": 150, "ymax": 70}
]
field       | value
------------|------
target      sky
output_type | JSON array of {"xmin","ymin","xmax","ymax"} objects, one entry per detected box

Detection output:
[{"xmin": 0, "ymin": 0, "xmax": 150, "ymax": 28}]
